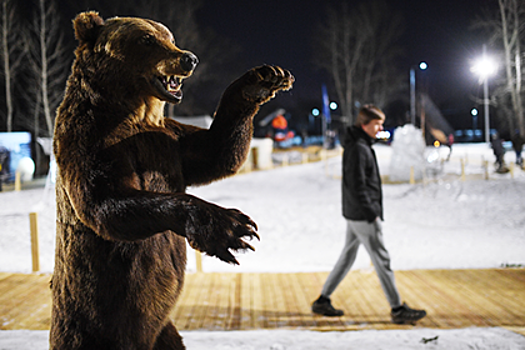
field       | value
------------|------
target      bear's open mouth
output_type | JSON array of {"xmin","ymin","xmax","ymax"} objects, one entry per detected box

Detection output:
[
  {"xmin": 152, "ymin": 75, "xmax": 186, "ymax": 102},
  {"xmin": 162, "ymin": 76, "xmax": 182, "ymax": 95}
]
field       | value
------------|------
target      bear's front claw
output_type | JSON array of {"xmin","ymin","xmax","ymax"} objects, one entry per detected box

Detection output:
[
  {"xmin": 241, "ymin": 65, "xmax": 294, "ymax": 104},
  {"xmin": 210, "ymin": 235, "xmax": 256, "ymax": 265},
  {"xmin": 186, "ymin": 206, "xmax": 259, "ymax": 265}
]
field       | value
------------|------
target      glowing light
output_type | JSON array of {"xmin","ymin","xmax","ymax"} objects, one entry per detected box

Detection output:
[
  {"xmin": 434, "ymin": 140, "xmax": 441, "ymax": 147},
  {"xmin": 471, "ymin": 56, "xmax": 497, "ymax": 79},
  {"xmin": 377, "ymin": 130, "xmax": 391, "ymax": 140},
  {"xmin": 471, "ymin": 108, "xmax": 478, "ymax": 116},
  {"xmin": 419, "ymin": 61, "xmax": 428, "ymax": 70},
  {"xmin": 312, "ymin": 108, "xmax": 320, "ymax": 117},
  {"xmin": 329, "ymin": 102, "xmax": 338, "ymax": 111}
]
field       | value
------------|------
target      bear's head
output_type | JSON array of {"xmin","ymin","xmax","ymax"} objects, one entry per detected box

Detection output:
[{"xmin": 72, "ymin": 11, "xmax": 198, "ymax": 105}]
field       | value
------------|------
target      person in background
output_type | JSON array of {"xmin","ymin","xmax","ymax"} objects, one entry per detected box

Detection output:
[
  {"xmin": 511, "ymin": 130, "xmax": 523, "ymax": 167},
  {"xmin": 491, "ymin": 133, "xmax": 505, "ymax": 171},
  {"xmin": 0, "ymin": 146, "xmax": 9, "ymax": 191},
  {"xmin": 311, "ymin": 105, "xmax": 427, "ymax": 325}
]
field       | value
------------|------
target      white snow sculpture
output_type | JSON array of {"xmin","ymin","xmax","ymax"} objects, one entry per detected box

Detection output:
[
  {"xmin": 16, "ymin": 157, "xmax": 35, "ymax": 182},
  {"xmin": 388, "ymin": 124, "xmax": 426, "ymax": 182}
]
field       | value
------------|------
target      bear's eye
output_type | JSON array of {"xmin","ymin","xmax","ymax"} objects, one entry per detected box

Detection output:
[{"xmin": 140, "ymin": 34, "xmax": 156, "ymax": 46}]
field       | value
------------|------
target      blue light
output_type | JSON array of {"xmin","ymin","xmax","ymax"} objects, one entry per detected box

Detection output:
[
  {"xmin": 312, "ymin": 108, "xmax": 320, "ymax": 117},
  {"xmin": 329, "ymin": 102, "xmax": 338, "ymax": 111},
  {"xmin": 419, "ymin": 62, "xmax": 428, "ymax": 70},
  {"xmin": 471, "ymin": 108, "xmax": 478, "ymax": 116}
]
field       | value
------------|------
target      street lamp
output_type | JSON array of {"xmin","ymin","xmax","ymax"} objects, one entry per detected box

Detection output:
[
  {"xmin": 471, "ymin": 45, "xmax": 497, "ymax": 143},
  {"xmin": 471, "ymin": 108, "xmax": 479, "ymax": 136},
  {"xmin": 410, "ymin": 61, "xmax": 428, "ymax": 125}
]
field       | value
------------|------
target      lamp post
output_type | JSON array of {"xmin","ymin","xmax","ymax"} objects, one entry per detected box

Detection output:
[
  {"xmin": 471, "ymin": 45, "xmax": 497, "ymax": 144},
  {"xmin": 409, "ymin": 62, "xmax": 428, "ymax": 125}
]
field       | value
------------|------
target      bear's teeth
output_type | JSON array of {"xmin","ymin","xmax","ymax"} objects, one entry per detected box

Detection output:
[{"xmin": 166, "ymin": 76, "xmax": 180, "ymax": 92}]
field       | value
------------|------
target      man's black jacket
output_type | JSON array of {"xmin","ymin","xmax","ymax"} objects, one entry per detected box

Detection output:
[{"xmin": 342, "ymin": 125, "xmax": 383, "ymax": 222}]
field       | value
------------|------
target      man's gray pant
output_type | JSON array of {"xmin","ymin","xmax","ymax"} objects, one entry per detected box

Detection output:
[{"xmin": 321, "ymin": 219, "xmax": 402, "ymax": 308}]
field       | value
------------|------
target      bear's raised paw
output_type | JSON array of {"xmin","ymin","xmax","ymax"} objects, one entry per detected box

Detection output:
[{"xmin": 240, "ymin": 65, "xmax": 294, "ymax": 104}]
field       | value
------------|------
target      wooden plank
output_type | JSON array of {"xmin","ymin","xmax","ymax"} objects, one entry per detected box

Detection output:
[
  {"xmin": 226, "ymin": 273, "xmax": 242, "ymax": 330},
  {"xmin": 289, "ymin": 272, "xmax": 321, "ymax": 329},
  {"xmin": 356, "ymin": 270, "xmax": 391, "ymax": 327},
  {"xmin": 239, "ymin": 273, "xmax": 253, "ymax": 329},
  {"xmin": 402, "ymin": 270, "xmax": 494, "ymax": 328},
  {"xmin": 260, "ymin": 273, "xmax": 277, "ymax": 328},
  {"xmin": 214, "ymin": 273, "xmax": 233, "ymax": 330},
  {"xmin": 333, "ymin": 271, "xmax": 370, "ymax": 329},
  {"xmin": 278, "ymin": 273, "xmax": 301, "ymax": 328},
  {"xmin": 250, "ymin": 273, "xmax": 265, "ymax": 329},
  {"xmin": 271, "ymin": 274, "xmax": 288, "ymax": 328},
  {"xmin": 474, "ymin": 269, "xmax": 525, "ymax": 321},
  {"xmin": 0, "ymin": 272, "xmax": 14, "ymax": 283},
  {"xmin": 439, "ymin": 270, "xmax": 519, "ymax": 326},
  {"xmin": 200, "ymin": 273, "xmax": 222, "ymax": 330},
  {"xmin": 0, "ymin": 274, "xmax": 51, "ymax": 330}
]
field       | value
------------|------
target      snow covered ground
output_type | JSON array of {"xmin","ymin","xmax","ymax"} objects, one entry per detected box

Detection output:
[
  {"xmin": 2, "ymin": 328, "xmax": 525, "ymax": 350},
  {"xmin": 1, "ymin": 142, "xmax": 524, "ymax": 349}
]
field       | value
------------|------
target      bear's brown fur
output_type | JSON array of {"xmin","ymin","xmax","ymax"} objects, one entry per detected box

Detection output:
[{"xmin": 50, "ymin": 11, "xmax": 293, "ymax": 350}]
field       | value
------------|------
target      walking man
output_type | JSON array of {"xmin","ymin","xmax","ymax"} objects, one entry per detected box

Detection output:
[{"xmin": 312, "ymin": 105, "xmax": 427, "ymax": 324}]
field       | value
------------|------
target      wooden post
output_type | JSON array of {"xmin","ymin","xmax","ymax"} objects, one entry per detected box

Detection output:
[
  {"xmin": 509, "ymin": 162, "xmax": 515, "ymax": 179},
  {"xmin": 282, "ymin": 154, "xmax": 289, "ymax": 167},
  {"xmin": 484, "ymin": 160, "xmax": 490, "ymax": 180},
  {"xmin": 409, "ymin": 166, "xmax": 415, "ymax": 185},
  {"xmin": 15, "ymin": 171, "xmax": 21, "ymax": 191},
  {"xmin": 29, "ymin": 212, "xmax": 40, "ymax": 272},
  {"xmin": 240, "ymin": 150, "xmax": 252, "ymax": 174},
  {"xmin": 195, "ymin": 251, "xmax": 203, "ymax": 273},
  {"xmin": 302, "ymin": 152, "xmax": 308, "ymax": 164},
  {"xmin": 460, "ymin": 158, "xmax": 466, "ymax": 181}
]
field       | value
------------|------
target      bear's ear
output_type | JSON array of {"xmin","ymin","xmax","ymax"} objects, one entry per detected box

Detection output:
[{"xmin": 73, "ymin": 11, "xmax": 104, "ymax": 45}]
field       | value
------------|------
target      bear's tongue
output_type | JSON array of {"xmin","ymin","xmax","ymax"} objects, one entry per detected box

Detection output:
[{"xmin": 163, "ymin": 76, "xmax": 181, "ymax": 97}]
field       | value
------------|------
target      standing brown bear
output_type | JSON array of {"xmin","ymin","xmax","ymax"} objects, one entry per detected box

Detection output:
[{"xmin": 51, "ymin": 11, "xmax": 293, "ymax": 350}]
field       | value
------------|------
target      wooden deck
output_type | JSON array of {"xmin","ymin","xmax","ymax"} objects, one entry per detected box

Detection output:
[{"xmin": 1, "ymin": 269, "xmax": 524, "ymax": 336}]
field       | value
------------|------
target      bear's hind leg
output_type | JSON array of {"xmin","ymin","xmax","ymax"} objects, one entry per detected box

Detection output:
[{"xmin": 153, "ymin": 322, "xmax": 185, "ymax": 350}]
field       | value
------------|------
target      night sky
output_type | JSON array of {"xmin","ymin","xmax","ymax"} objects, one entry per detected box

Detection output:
[
  {"xmin": 54, "ymin": 0, "xmax": 499, "ymax": 129},
  {"xmin": 194, "ymin": 0, "xmax": 497, "ymax": 129}
]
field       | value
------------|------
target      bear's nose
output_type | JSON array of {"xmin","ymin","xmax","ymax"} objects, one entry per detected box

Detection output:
[{"xmin": 180, "ymin": 52, "xmax": 199, "ymax": 72}]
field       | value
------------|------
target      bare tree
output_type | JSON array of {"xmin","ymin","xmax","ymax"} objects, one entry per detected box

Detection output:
[
  {"xmin": 498, "ymin": 0, "xmax": 525, "ymax": 136},
  {"xmin": 314, "ymin": 0, "xmax": 404, "ymax": 124},
  {"xmin": 0, "ymin": 0, "xmax": 24, "ymax": 132},
  {"xmin": 474, "ymin": 0, "xmax": 525, "ymax": 137},
  {"xmin": 314, "ymin": 4, "xmax": 365, "ymax": 122},
  {"xmin": 24, "ymin": 0, "xmax": 71, "ymax": 137},
  {"xmin": 355, "ymin": 2, "xmax": 405, "ymax": 107}
]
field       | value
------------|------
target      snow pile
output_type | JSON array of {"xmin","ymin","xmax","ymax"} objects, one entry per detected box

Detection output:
[{"xmin": 388, "ymin": 124, "xmax": 426, "ymax": 182}]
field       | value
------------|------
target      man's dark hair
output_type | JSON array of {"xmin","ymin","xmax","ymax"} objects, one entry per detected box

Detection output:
[{"xmin": 354, "ymin": 104, "xmax": 385, "ymax": 126}]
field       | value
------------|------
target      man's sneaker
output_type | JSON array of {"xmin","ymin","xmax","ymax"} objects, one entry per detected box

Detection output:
[
  {"xmin": 311, "ymin": 296, "xmax": 344, "ymax": 317},
  {"xmin": 391, "ymin": 303, "xmax": 426, "ymax": 324}
]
